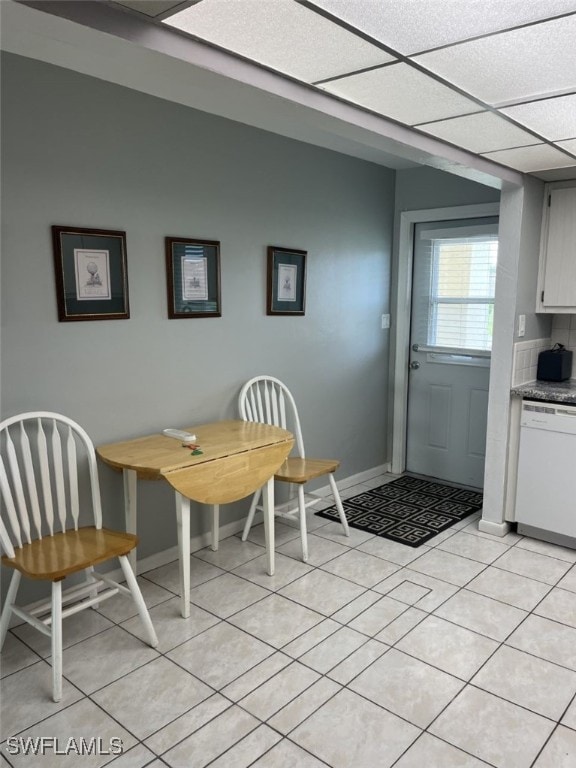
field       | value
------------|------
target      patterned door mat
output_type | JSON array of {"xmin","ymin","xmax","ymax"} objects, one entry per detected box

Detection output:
[{"xmin": 316, "ymin": 475, "xmax": 483, "ymax": 547}]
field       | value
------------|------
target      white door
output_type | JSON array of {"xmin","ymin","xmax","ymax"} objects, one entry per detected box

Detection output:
[{"xmin": 406, "ymin": 217, "xmax": 498, "ymax": 488}]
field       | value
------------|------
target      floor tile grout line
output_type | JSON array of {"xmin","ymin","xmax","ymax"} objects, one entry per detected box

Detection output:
[
  {"xmin": 464, "ymin": 578, "xmax": 556, "ymax": 613},
  {"xmin": 510, "ymin": 537, "xmax": 576, "ymax": 565},
  {"xmin": 160, "ymin": 714, "xmax": 263, "ymax": 766},
  {"xmin": 328, "ymin": 591, "xmax": 414, "ymax": 639},
  {"xmin": 466, "ymin": 680, "xmax": 576, "ymax": 724},
  {"xmin": 557, "ymin": 688, "xmax": 576, "ymax": 724},
  {"xmin": 1, "ymin": 634, "xmax": 47, "ymax": 681},
  {"xmin": 248, "ymin": 734, "xmax": 334, "ymax": 768},
  {"xmin": 141, "ymin": 692, "xmax": 238, "ymax": 759},
  {"xmin": 232, "ymin": 660, "xmax": 329, "ymax": 726},
  {"xmin": 388, "ymin": 729, "xmax": 496, "ymax": 768},
  {"xmin": 481, "ymin": 560, "xmax": 572, "ymax": 588},
  {"xmin": 286, "ymin": 629, "xmax": 388, "ymax": 680}
]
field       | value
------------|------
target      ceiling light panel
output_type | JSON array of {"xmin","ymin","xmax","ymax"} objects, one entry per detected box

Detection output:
[
  {"xmin": 501, "ymin": 94, "xmax": 576, "ymax": 141},
  {"xmin": 164, "ymin": 0, "xmax": 394, "ymax": 83},
  {"xmin": 417, "ymin": 111, "xmax": 539, "ymax": 153},
  {"xmin": 308, "ymin": 0, "xmax": 576, "ymax": 55},
  {"xmin": 481, "ymin": 144, "xmax": 576, "ymax": 172},
  {"xmin": 321, "ymin": 63, "xmax": 481, "ymax": 125},
  {"xmin": 415, "ymin": 15, "xmax": 576, "ymax": 105}
]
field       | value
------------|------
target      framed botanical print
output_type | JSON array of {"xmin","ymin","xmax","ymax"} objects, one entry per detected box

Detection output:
[
  {"xmin": 165, "ymin": 237, "xmax": 221, "ymax": 318},
  {"xmin": 52, "ymin": 225, "xmax": 129, "ymax": 321},
  {"xmin": 267, "ymin": 246, "xmax": 306, "ymax": 316}
]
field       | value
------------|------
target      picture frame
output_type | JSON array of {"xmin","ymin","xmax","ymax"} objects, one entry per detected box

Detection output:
[
  {"xmin": 267, "ymin": 246, "xmax": 307, "ymax": 316},
  {"xmin": 52, "ymin": 225, "xmax": 130, "ymax": 322},
  {"xmin": 165, "ymin": 237, "xmax": 221, "ymax": 319}
]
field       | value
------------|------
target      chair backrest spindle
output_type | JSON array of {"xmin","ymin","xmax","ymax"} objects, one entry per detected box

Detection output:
[
  {"xmin": 19, "ymin": 421, "xmax": 43, "ymax": 541},
  {"xmin": 51, "ymin": 419, "xmax": 68, "ymax": 533},
  {"xmin": 66, "ymin": 425, "xmax": 80, "ymax": 530},
  {"xmin": 0, "ymin": 457, "xmax": 23, "ymax": 552},
  {"xmin": 4, "ymin": 429, "xmax": 32, "ymax": 545},
  {"xmin": 0, "ymin": 412, "xmax": 104, "ymax": 555},
  {"xmin": 37, "ymin": 418, "xmax": 55, "ymax": 536},
  {"xmin": 239, "ymin": 376, "xmax": 306, "ymax": 457},
  {"xmin": 270, "ymin": 382, "xmax": 281, "ymax": 426}
]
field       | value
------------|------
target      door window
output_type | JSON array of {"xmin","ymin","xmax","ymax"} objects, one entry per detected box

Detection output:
[{"xmin": 413, "ymin": 220, "xmax": 499, "ymax": 353}]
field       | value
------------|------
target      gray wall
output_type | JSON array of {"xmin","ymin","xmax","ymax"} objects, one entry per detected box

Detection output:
[
  {"xmin": 1, "ymin": 53, "xmax": 395, "ymax": 596},
  {"xmin": 394, "ymin": 167, "xmax": 501, "ymax": 213}
]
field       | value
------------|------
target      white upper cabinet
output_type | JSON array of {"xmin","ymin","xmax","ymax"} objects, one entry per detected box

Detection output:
[{"xmin": 537, "ymin": 180, "xmax": 576, "ymax": 312}]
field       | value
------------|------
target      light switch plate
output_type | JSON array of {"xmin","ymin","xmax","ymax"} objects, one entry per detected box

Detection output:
[
  {"xmin": 381, "ymin": 314, "xmax": 391, "ymax": 329},
  {"xmin": 517, "ymin": 314, "xmax": 526, "ymax": 337}
]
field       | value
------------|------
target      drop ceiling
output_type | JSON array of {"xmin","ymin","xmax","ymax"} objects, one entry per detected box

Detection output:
[
  {"xmin": 122, "ymin": 0, "xmax": 576, "ymax": 180},
  {"xmin": 4, "ymin": 0, "xmax": 576, "ymax": 182}
]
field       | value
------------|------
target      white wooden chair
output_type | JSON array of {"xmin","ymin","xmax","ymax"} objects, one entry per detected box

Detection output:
[
  {"xmin": 238, "ymin": 376, "xmax": 349, "ymax": 561},
  {"xmin": 0, "ymin": 412, "xmax": 158, "ymax": 702}
]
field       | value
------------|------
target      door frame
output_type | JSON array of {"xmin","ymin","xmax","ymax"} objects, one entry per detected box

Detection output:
[{"xmin": 391, "ymin": 202, "xmax": 501, "ymax": 475}]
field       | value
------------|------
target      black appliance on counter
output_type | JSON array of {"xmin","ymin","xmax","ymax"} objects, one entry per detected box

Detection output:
[{"xmin": 537, "ymin": 343, "xmax": 573, "ymax": 382}]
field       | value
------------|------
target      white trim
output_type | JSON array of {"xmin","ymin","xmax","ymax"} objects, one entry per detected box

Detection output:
[
  {"xmin": 315, "ymin": 463, "xmax": 391, "ymax": 494},
  {"xmin": 503, "ymin": 396, "xmax": 522, "ymax": 523},
  {"xmin": 477, "ymin": 518, "xmax": 511, "ymax": 537},
  {"xmin": 391, "ymin": 203, "xmax": 501, "ymax": 475}
]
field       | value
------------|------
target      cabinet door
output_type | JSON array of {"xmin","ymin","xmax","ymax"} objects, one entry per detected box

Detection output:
[{"xmin": 540, "ymin": 185, "xmax": 576, "ymax": 311}]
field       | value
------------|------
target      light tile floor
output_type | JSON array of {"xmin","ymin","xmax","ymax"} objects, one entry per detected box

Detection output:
[{"xmin": 2, "ymin": 472, "xmax": 576, "ymax": 767}]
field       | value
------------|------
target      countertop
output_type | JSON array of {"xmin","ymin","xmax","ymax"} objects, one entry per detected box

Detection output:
[{"xmin": 511, "ymin": 379, "xmax": 576, "ymax": 404}]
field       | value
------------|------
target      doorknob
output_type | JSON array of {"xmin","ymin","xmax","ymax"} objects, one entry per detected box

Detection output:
[{"xmin": 410, "ymin": 361, "xmax": 420, "ymax": 370}]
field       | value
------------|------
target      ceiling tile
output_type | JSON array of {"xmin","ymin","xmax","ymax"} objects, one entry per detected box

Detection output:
[
  {"xmin": 320, "ymin": 63, "xmax": 480, "ymax": 125},
  {"xmin": 501, "ymin": 94, "xmax": 576, "ymax": 141},
  {"xmin": 481, "ymin": 144, "xmax": 576, "ymax": 172},
  {"xmin": 417, "ymin": 111, "xmax": 539, "ymax": 153},
  {"xmin": 534, "ymin": 165, "xmax": 576, "ymax": 181},
  {"xmin": 415, "ymin": 15, "xmax": 576, "ymax": 105},
  {"xmin": 164, "ymin": 0, "xmax": 394, "ymax": 83},
  {"xmin": 308, "ymin": 0, "xmax": 576, "ymax": 55},
  {"xmin": 557, "ymin": 139, "xmax": 576, "ymax": 154},
  {"xmin": 114, "ymin": 1, "xmax": 190, "ymax": 17}
]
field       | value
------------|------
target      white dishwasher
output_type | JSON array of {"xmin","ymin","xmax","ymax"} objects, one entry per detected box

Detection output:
[{"xmin": 515, "ymin": 399, "xmax": 576, "ymax": 545}]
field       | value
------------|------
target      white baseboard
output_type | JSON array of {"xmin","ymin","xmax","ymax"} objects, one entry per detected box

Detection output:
[
  {"xmin": 314, "ymin": 463, "xmax": 391, "ymax": 496},
  {"xmin": 8, "ymin": 464, "xmax": 391, "ymax": 626},
  {"xmin": 478, "ymin": 518, "xmax": 511, "ymax": 537}
]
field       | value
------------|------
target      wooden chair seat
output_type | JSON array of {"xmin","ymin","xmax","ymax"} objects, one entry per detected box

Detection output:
[
  {"xmin": 275, "ymin": 457, "xmax": 340, "ymax": 484},
  {"xmin": 1, "ymin": 526, "xmax": 138, "ymax": 581}
]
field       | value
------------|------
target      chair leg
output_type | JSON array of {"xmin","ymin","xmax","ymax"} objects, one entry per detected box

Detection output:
[
  {"xmin": 329, "ymin": 474, "xmax": 349, "ymax": 537},
  {"xmin": 211, "ymin": 504, "xmax": 220, "ymax": 551},
  {"xmin": 298, "ymin": 485, "xmax": 308, "ymax": 562},
  {"xmin": 241, "ymin": 488, "xmax": 262, "ymax": 541},
  {"xmin": 118, "ymin": 556, "xmax": 158, "ymax": 648},
  {"xmin": 51, "ymin": 580, "xmax": 63, "ymax": 703},
  {"xmin": 85, "ymin": 566, "xmax": 99, "ymax": 608},
  {"xmin": 0, "ymin": 570, "xmax": 21, "ymax": 651}
]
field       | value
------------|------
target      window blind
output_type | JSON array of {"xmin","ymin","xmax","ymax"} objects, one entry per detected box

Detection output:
[{"xmin": 428, "ymin": 235, "xmax": 498, "ymax": 351}]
